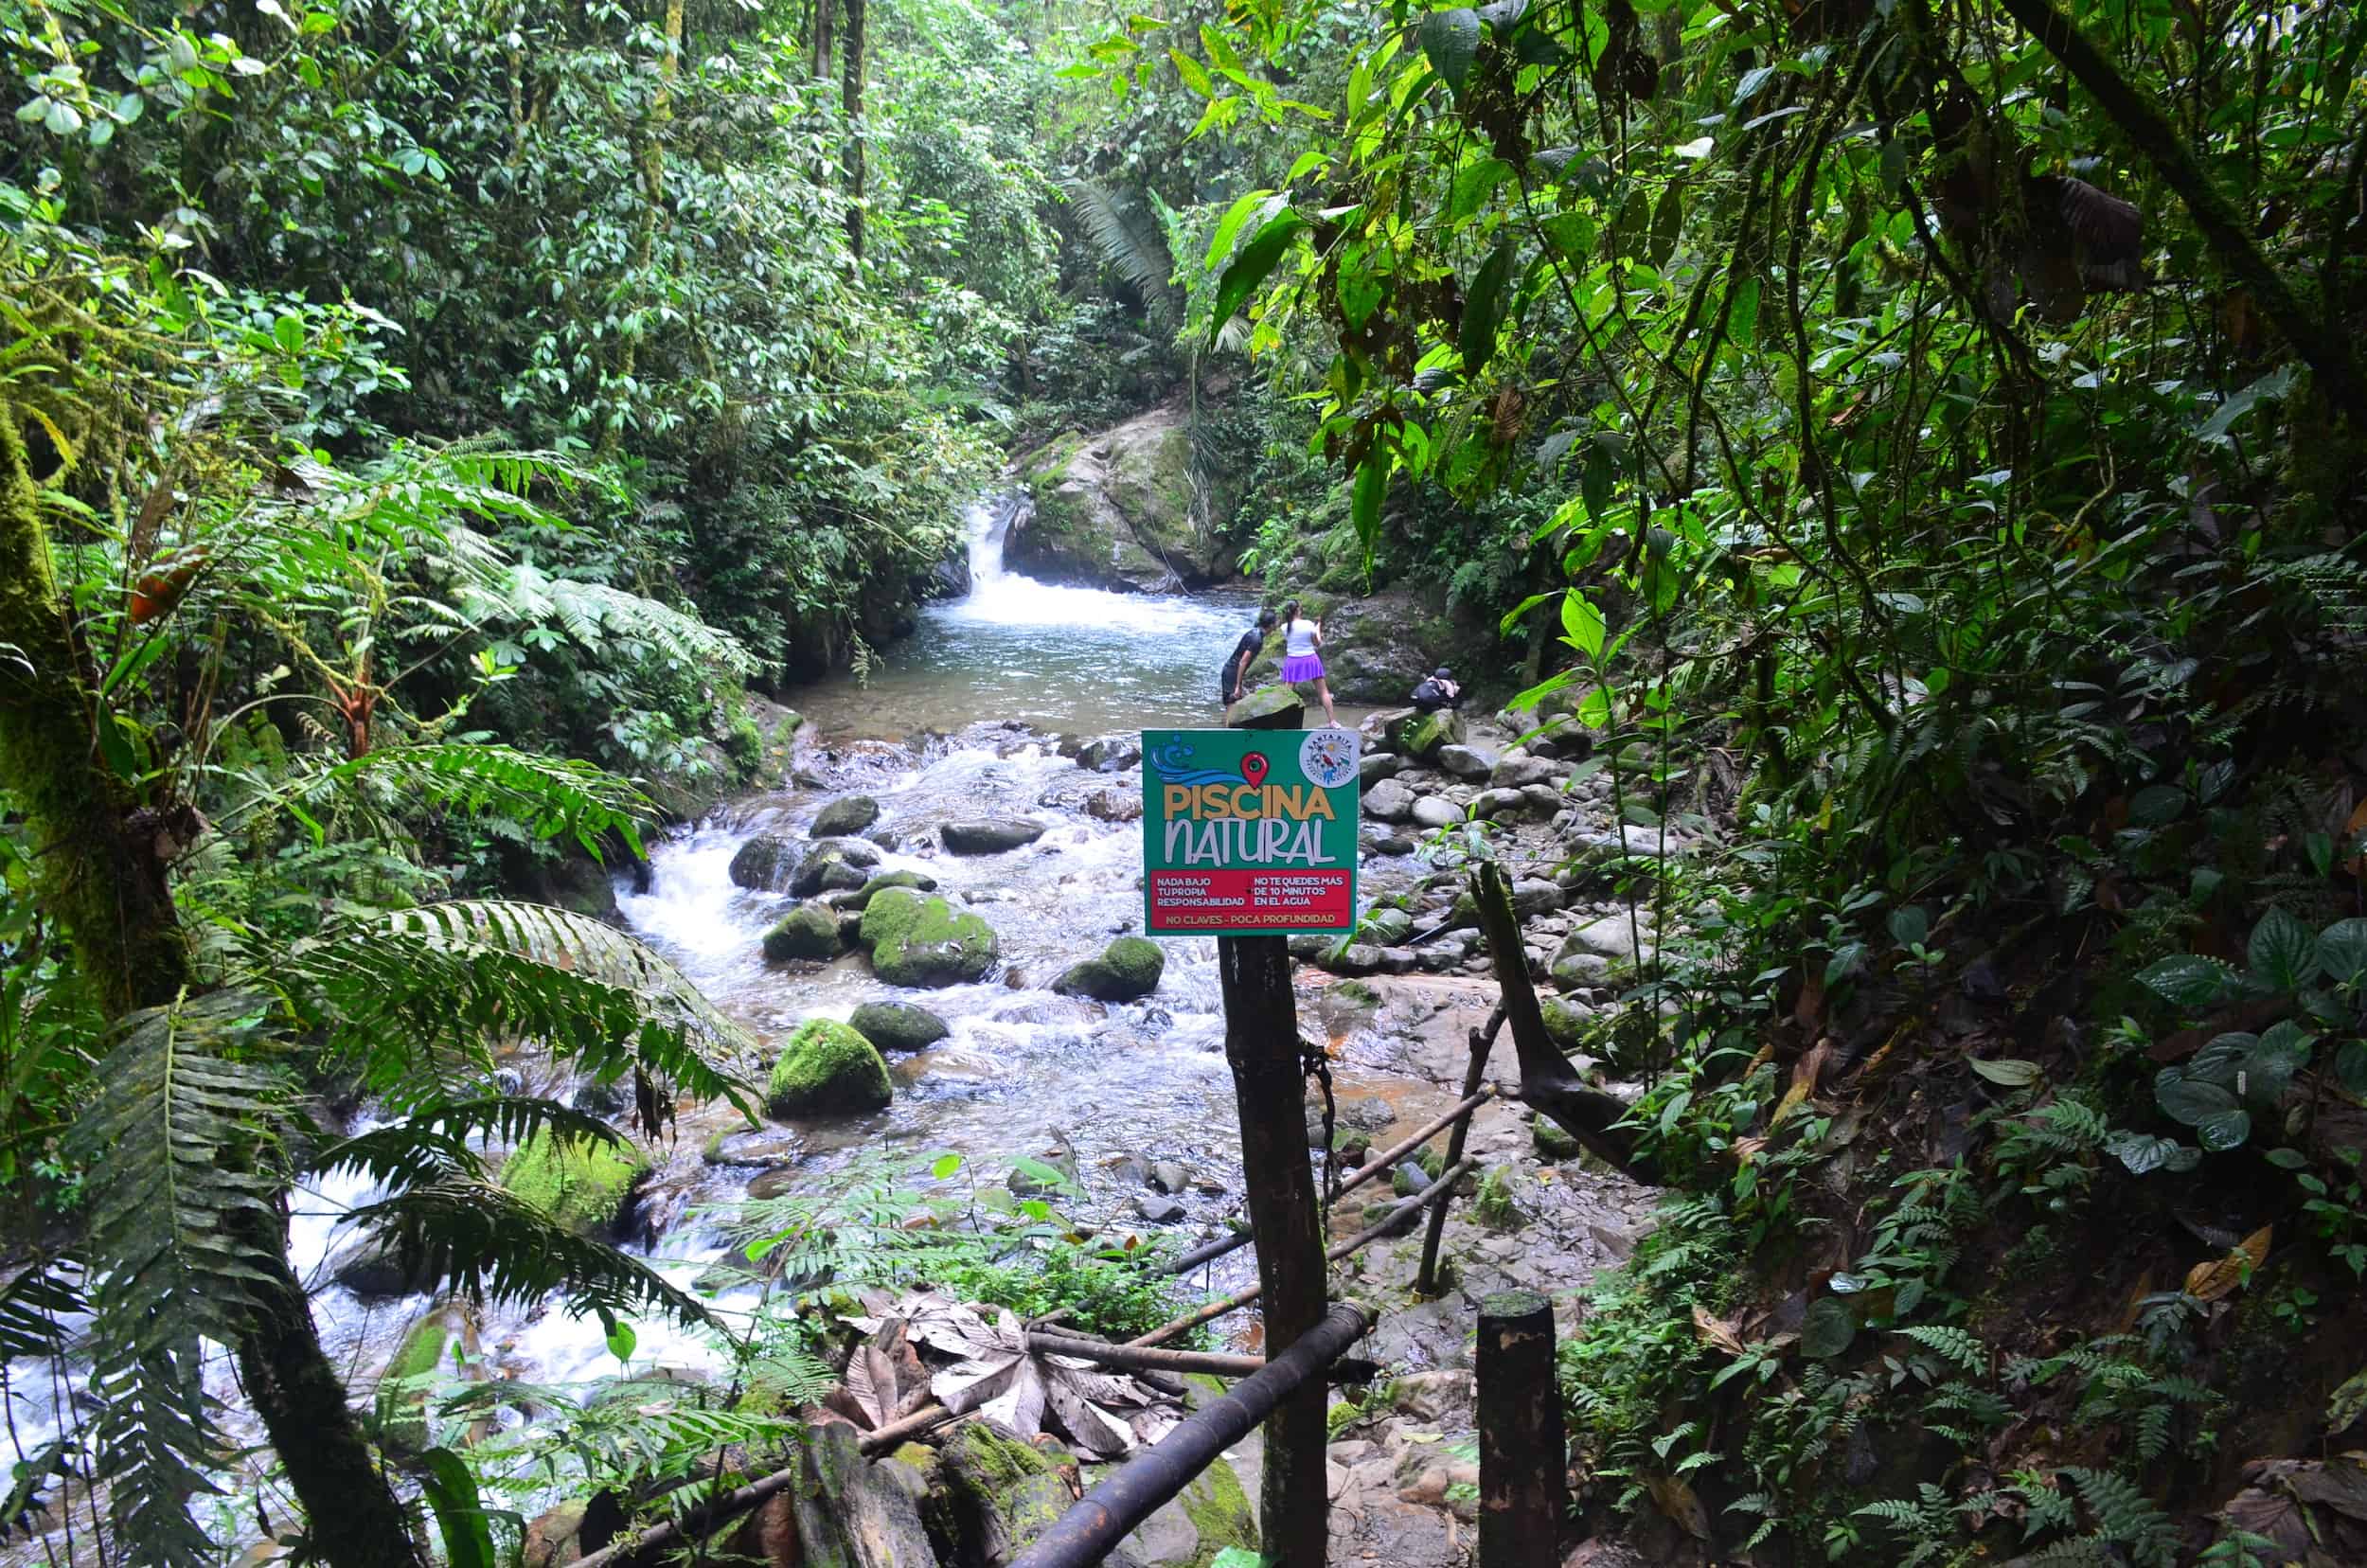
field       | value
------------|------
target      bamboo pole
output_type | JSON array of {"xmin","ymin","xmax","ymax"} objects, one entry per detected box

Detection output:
[
  {"xmin": 1007, "ymin": 1303, "xmax": 1375, "ymax": 1568},
  {"xmin": 1024, "ymin": 1332, "xmax": 1264, "ymax": 1379}
]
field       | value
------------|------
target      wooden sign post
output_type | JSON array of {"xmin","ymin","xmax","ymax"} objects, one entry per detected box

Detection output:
[{"xmin": 1143, "ymin": 718, "xmax": 1360, "ymax": 1564}]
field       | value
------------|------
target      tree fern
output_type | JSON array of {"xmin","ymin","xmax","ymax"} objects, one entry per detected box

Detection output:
[
  {"xmin": 1061, "ymin": 178, "xmax": 1184, "ymax": 334},
  {"xmin": 64, "ymin": 991, "xmax": 294, "ymax": 1566}
]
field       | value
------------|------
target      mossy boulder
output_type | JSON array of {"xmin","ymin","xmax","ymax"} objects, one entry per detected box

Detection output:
[
  {"xmin": 761, "ymin": 901, "xmax": 844, "ymax": 961},
  {"xmin": 1052, "ymin": 935, "xmax": 1166, "ymax": 1002},
  {"xmin": 937, "ymin": 1423, "xmax": 1075, "ymax": 1564},
  {"xmin": 501, "ymin": 1130, "xmax": 651, "ymax": 1236},
  {"xmin": 1015, "ymin": 410, "xmax": 1223, "ymax": 592},
  {"xmin": 766, "ymin": 1017, "xmax": 893, "ymax": 1117},
  {"xmin": 861, "ymin": 888, "xmax": 1000, "ymax": 988},
  {"xmin": 1102, "ymin": 1446, "xmax": 1259, "ymax": 1568},
  {"xmin": 1397, "ymin": 707, "xmax": 1467, "ymax": 758},
  {"xmin": 848, "ymin": 1001, "xmax": 952, "ymax": 1053},
  {"xmin": 846, "ymin": 868, "xmax": 936, "ymax": 910},
  {"xmin": 1540, "ymin": 996, "xmax": 1591, "ymax": 1050},
  {"xmin": 727, "ymin": 832, "xmax": 798, "ymax": 891},
  {"xmin": 1224, "ymin": 683, "xmax": 1305, "ymax": 729},
  {"xmin": 1533, "ymin": 1115, "xmax": 1582, "ymax": 1162},
  {"xmin": 810, "ymin": 795, "xmax": 881, "ymax": 837},
  {"xmin": 941, "ymin": 818, "xmax": 1047, "ymax": 855}
]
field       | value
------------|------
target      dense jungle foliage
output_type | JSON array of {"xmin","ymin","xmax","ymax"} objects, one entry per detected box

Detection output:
[{"xmin": 2, "ymin": 0, "xmax": 2364, "ymax": 1560}]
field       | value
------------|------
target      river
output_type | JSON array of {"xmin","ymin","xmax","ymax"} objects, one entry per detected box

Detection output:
[{"xmin": 0, "ymin": 492, "xmax": 1470, "ymax": 1562}]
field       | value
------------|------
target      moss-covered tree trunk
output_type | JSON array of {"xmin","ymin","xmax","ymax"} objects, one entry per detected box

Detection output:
[
  {"xmin": 841, "ymin": 0, "xmax": 866, "ymax": 259},
  {"xmin": 0, "ymin": 410, "xmax": 424, "ymax": 1568}
]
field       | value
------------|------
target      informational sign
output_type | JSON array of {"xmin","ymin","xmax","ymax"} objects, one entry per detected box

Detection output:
[{"xmin": 1141, "ymin": 728, "xmax": 1361, "ymax": 936}]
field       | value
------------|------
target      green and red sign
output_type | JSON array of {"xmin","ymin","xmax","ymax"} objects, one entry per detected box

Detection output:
[{"xmin": 1140, "ymin": 728, "xmax": 1361, "ymax": 936}]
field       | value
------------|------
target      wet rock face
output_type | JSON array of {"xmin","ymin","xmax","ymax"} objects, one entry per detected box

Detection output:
[
  {"xmin": 792, "ymin": 836, "xmax": 883, "ymax": 897},
  {"xmin": 810, "ymin": 794, "xmax": 881, "ymax": 837},
  {"xmin": 762, "ymin": 900, "xmax": 844, "ymax": 961},
  {"xmin": 728, "ymin": 832, "xmax": 799, "ymax": 891},
  {"xmin": 500, "ymin": 1130, "xmax": 652, "ymax": 1238},
  {"xmin": 941, "ymin": 818, "xmax": 1048, "ymax": 855},
  {"xmin": 1014, "ymin": 409, "xmax": 1229, "ymax": 592},
  {"xmin": 848, "ymin": 1001, "xmax": 952, "ymax": 1053}
]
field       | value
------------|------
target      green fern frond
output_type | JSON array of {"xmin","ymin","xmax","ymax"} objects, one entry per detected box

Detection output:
[
  {"xmin": 226, "ymin": 741, "xmax": 653, "ymax": 859},
  {"xmin": 2012, "ymin": 1539, "xmax": 2115, "ymax": 1565},
  {"xmin": 1060, "ymin": 178, "xmax": 1183, "ymax": 334},
  {"xmin": 342, "ymin": 1175, "xmax": 713, "ymax": 1329},
  {"xmin": 280, "ymin": 900, "xmax": 760, "ymax": 1115},
  {"xmin": 65, "ymin": 990, "xmax": 296, "ymax": 1567},
  {"xmin": 1895, "ymin": 1325, "xmax": 1986, "ymax": 1376},
  {"xmin": 317, "ymin": 1096, "xmax": 627, "ymax": 1189},
  {"xmin": 0, "ymin": 1260, "xmax": 82, "ymax": 1361},
  {"xmin": 473, "ymin": 565, "xmax": 756, "ymax": 676},
  {"xmin": 2063, "ymin": 1468, "xmax": 2177, "ymax": 1568}
]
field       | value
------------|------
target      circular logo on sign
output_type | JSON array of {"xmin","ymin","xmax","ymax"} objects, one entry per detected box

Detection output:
[{"xmin": 1298, "ymin": 728, "xmax": 1361, "ymax": 789}]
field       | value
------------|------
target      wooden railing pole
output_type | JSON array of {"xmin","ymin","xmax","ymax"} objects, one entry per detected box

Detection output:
[
  {"xmin": 1418, "ymin": 1006, "xmax": 1504, "ymax": 1294},
  {"xmin": 1476, "ymin": 1289, "xmax": 1567, "ymax": 1568}
]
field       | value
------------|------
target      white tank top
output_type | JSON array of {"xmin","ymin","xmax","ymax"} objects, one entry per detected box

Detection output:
[{"xmin": 1285, "ymin": 619, "xmax": 1319, "ymax": 657}]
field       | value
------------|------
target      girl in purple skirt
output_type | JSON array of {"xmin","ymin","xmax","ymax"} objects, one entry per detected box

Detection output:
[{"xmin": 1277, "ymin": 598, "xmax": 1339, "ymax": 726}]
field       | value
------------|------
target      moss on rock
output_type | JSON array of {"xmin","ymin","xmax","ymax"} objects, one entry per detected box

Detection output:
[
  {"xmin": 767, "ymin": 1017, "xmax": 893, "ymax": 1116},
  {"xmin": 847, "ymin": 868, "xmax": 935, "ymax": 910},
  {"xmin": 500, "ymin": 1130, "xmax": 650, "ymax": 1236},
  {"xmin": 761, "ymin": 901, "xmax": 844, "ymax": 961},
  {"xmin": 1052, "ymin": 935, "xmax": 1166, "ymax": 1002},
  {"xmin": 848, "ymin": 1000, "xmax": 951, "ymax": 1052},
  {"xmin": 863, "ymin": 891, "xmax": 999, "ymax": 988}
]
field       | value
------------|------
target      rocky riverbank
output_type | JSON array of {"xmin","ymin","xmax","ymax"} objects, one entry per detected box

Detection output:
[{"xmin": 469, "ymin": 701, "xmax": 1702, "ymax": 1568}]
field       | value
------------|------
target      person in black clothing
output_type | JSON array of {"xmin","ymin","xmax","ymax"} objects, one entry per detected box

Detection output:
[
  {"xmin": 1222, "ymin": 608, "xmax": 1278, "ymax": 709},
  {"xmin": 1410, "ymin": 666, "xmax": 1462, "ymax": 713}
]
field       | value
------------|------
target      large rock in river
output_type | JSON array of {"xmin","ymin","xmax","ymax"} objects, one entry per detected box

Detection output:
[
  {"xmin": 942, "ymin": 818, "xmax": 1046, "ymax": 855},
  {"xmin": 848, "ymin": 1001, "xmax": 951, "ymax": 1052},
  {"xmin": 859, "ymin": 886, "xmax": 1000, "ymax": 987},
  {"xmin": 791, "ymin": 836, "xmax": 881, "ymax": 896},
  {"xmin": 728, "ymin": 832, "xmax": 798, "ymax": 891},
  {"xmin": 762, "ymin": 901, "xmax": 844, "ymax": 961},
  {"xmin": 810, "ymin": 794, "xmax": 881, "ymax": 837},
  {"xmin": 1013, "ymin": 407, "xmax": 1228, "ymax": 591},
  {"xmin": 1225, "ymin": 683, "xmax": 1304, "ymax": 729},
  {"xmin": 767, "ymin": 1017, "xmax": 894, "ymax": 1116},
  {"xmin": 1053, "ymin": 936, "xmax": 1166, "ymax": 1002}
]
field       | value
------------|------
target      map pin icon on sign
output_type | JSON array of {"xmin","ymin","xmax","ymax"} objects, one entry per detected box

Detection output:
[{"xmin": 1240, "ymin": 752, "xmax": 1270, "ymax": 788}]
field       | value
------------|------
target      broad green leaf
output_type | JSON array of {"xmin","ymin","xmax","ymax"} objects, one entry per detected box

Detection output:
[
  {"xmin": 1206, "ymin": 190, "xmax": 1277, "ymax": 268},
  {"xmin": 2104, "ymin": 1131, "xmax": 2199, "ymax": 1175},
  {"xmin": 273, "ymin": 312, "xmax": 306, "ymax": 355},
  {"xmin": 932, "ymin": 1151, "xmax": 964, "ymax": 1179},
  {"xmin": 1540, "ymin": 211, "xmax": 1595, "ymax": 260},
  {"xmin": 1559, "ymin": 592, "xmax": 1605, "ymax": 660},
  {"xmin": 1351, "ymin": 449, "xmax": 1387, "ymax": 562},
  {"xmin": 1450, "ymin": 157, "xmax": 1514, "ymax": 220},
  {"xmin": 1609, "ymin": 187, "xmax": 1648, "ymax": 259},
  {"xmin": 1419, "ymin": 9, "xmax": 1484, "ymax": 90},
  {"xmin": 1725, "ymin": 276, "xmax": 1759, "ymax": 348},
  {"xmin": 1169, "ymin": 48, "xmax": 1215, "ymax": 97},
  {"xmin": 1460, "ymin": 241, "xmax": 1517, "ymax": 371},
  {"xmin": 1207, "ymin": 211, "xmax": 1307, "ymax": 348},
  {"xmin": 1338, "ymin": 264, "xmax": 1383, "ymax": 330},
  {"xmin": 418, "ymin": 1449, "xmax": 498, "ymax": 1568},
  {"xmin": 2248, "ymin": 906, "xmax": 2316, "ymax": 992},
  {"xmin": 2197, "ymin": 365, "xmax": 2296, "ymax": 442},
  {"xmin": 1802, "ymin": 1297, "xmax": 1856, "ymax": 1359},
  {"xmin": 2134, "ymin": 954, "xmax": 2238, "ymax": 1010},
  {"xmin": 1886, "ymin": 904, "xmax": 1928, "ymax": 950},
  {"xmin": 1649, "ymin": 187, "xmax": 1682, "ymax": 265},
  {"xmin": 605, "ymin": 1319, "xmax": 637, "ymax": 1361},
  {"xmin": 2337, "ymin": 1042, "xmax": 2367, "ymax": 1095},
  {"xmin": 1968, "ymin": 1058, "xmax": 2039, "ymax": 1088},
  {"xmin": 2154, "ymin": 1066, "xmax": 2238, "ymax": 1129},
  {"xmin": 2317, "ymin": 918, "xmax": 2367, "ymax": 986},
  {"xmin": 2127, "ymin": 784, "xmax": 2185, "ymax": 825}
]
